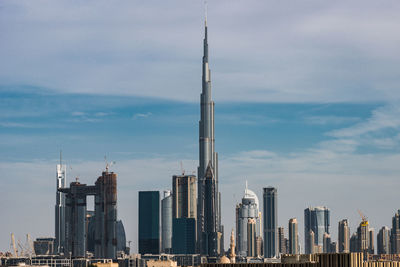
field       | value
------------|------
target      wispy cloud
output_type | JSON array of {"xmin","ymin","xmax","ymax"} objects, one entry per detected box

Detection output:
[
  {"xmin": 304, "ymin": 115, "xmax": 360, "ymax": 125},
  {"xmin": 132, "ymin": 112, "xmax": 152, "ymax": 119}
]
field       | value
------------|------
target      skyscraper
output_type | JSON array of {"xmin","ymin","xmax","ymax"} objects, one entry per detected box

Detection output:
[
  {"xmin": 338, "ymin": 219, "xmax": 350, "ymax": 253},
  {"xmin": 173, "ymin": 175, "xmax": 197, "ymax": 219},
  {"xmin": 247, "ymin": 218, "xmax": 257, "ymax": 257},
  {"xmin": 391, "ymin": 210, "xmax": 400, "ymax": 254},
  {"xmin": 278, "ymin": 227, "xmax": 286, "ymax": 255},
  {"xmin": 350, "ymin": 233, "xmax": 358, "ymax": 252},
  {"xmin": 172, "ymin": 175, "xmax": 197, "ymax": 254},
  {"xmin": 197, "ymin": 13, "xmax": 222, "ymax": 256},
  {"xmin": 138, "ymin": 191, "xmax": 160, "ymax": 255},
  {"xmin": 263, "ymin": 187, "xmax": 277, "ymax": 258},
  {"xmin": 94, "ymin": 171, "xmax": 117, "ymax": 259},
  {"xmin": 161, "ymin": 190, "xmax": 172, "ymax": 253},
  {"xmin": 59, "ymin": 168, "xmax": 119, "ymax": 259},
  {"xmin": 288, "ymin": 218, "xmax": 299, "ymax": 255},
  {"xmin": 368, "ymin": 228, "xmax": 374, "ymax": 255},
  {"xmin": 377, "ymin": 226, "xmax": 390, "ymax": 255},
  {"xmin": 323, "ymin": 233, "xmax": 332, "ymax": 253},
  {"xmin": 304, "ymin": 206, "xmax": 330, "ymax": 254},
  {"xmin": 55, "ymin": 153, "xmax": 66, "ymax": 255},
  {"xmin": 357, "ymin": 218, "xmax": 369, "ymax": 259},
  {"xmin": 235, "ymin": 182, "xmax": 261, "ymax": 257}
]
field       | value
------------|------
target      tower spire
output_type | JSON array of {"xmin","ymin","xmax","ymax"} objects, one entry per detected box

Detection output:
[{"xmin": 204, "ymin": 0, "xmax": 208, "ymax": 27}]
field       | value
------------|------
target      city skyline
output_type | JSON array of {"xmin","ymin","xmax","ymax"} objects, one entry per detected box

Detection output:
[{"xmin": 1, "ymin": 0, "xmax": 400, "ymax": 256}]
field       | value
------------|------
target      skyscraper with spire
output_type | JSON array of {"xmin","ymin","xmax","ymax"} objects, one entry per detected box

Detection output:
[
  {"xmin": 197, "ymin": 11, "xmax": 222, "ymax": 256},
  {"xmin": 55, "ymin": 152, "xmax": 66, "ymax": 254}
]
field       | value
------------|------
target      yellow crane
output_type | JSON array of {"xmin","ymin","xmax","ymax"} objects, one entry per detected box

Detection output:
[{"xmin": 358, "ymin": 209, "xmax": 369, "ymax": 226}]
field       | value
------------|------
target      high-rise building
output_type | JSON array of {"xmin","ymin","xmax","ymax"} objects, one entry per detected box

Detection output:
[
  {"xmin": 368, "ymin": 228, "xmax": 374, "ymax": 255},
  {"xmin": 323, "ymin": 233, "xmax": 331, "ymax": 253},
  {"xmin": 377, "ymin": 226, "xmax": 390, "ymax": 255},
  {"xmin": 235, "ymin": 182, "xmax": 261, "ymax": 257},
  {"xmin": 173, "ymin": 175, "xmax": 197, "ymax": 219},
  {"xmin": 307, "ymin": 230, "xmax": 315, "ymax": 254},
  {"xmin": 197, "ymin": 14, "xmax": 223, "ymax": 257},
  {"xmin": 350, "ymin": 233, "xmax": 358, "ymax": 252},
  {"xmin": 55, "ymin": 153, "xmax": 66, "ymax": 255},
  {"xmin": 288, "ymin": 218, "xmax": 299, "ymax": 255},
  {"xmin": 247, "ymin": 219, "xmax": 257, "ymax": 257},
  {"xmin": 278, "ymin": 227, "xmax": 286, "ymax": 255},
  {"xmin": 34, "ymin": 238, "xmax": 55, "ymax": 256},
  {"xmin": 263, "ymin": 187, "xmax": 277, "ymax": 258},
  {"xmin": 172, "ymin": 218, "xmax": 196, "ymax": 254},
  {"xmin": 357, "ymin": 219, "xmax": 369, "ymax": 258},
  {"xmin": 391, "ymin": 210, "xmax": 400, "ymax": 254},
  {"xmin": 161, "ymin": 190, "xmax": 173, "ymax": 253},
  {"xmin": 304, "ymin": 206, "xmax": 330, "ymax": 254},
  {"xmin": 172, "ymin": 175, "xmax": 197, "ymax": 254},
  {"xmin": 338, "ymin": 219, "xmax": 350, "ymax": 253},
  {"xmin": 94, "ymin": 171, "xmax": 117, "ymax": 259},
  {"xmin": 59, "ymin": 169, "xmax": 119, "ymax": 259},
  {"xmin": 139, "ymin": 191, "xmax": 160, "ymax": 255}
]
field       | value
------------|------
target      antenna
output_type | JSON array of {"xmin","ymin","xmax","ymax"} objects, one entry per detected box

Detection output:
[
  {"xmin": 60, "ymin": 150, "xmax": 62, "ymax": 165},
  {"xmin": 204, "ymin": 0, "xmax": 208, "ymax": 26}
]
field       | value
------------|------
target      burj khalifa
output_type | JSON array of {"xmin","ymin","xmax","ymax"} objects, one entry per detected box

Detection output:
[{"xmin": 197, "ymin": 15, "xmax": 223, "ymax": 257}]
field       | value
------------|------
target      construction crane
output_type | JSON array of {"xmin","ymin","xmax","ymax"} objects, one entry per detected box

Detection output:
[
  {"xmin": 104, "ymin": 156, "xmax": 116, "ymax": 172},
  {"xmin": 358, "ymin": 209, "xmax": 369, "ymax": 226},
  {"xmin": 26, "ymin": 234, "xmax": 35, "ymax": 257},
  {"xmin": 10, "ymin": 233, "xmax": 18, "ymax": 257}
]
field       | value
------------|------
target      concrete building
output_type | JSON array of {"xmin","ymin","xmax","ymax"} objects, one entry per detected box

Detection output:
[
  {"xmin": 391, "ymin": 210, "xmax": 400, "ymax": 254},
  {"xmin": 377, "ymin": 226, "xmax": 390, "ymax": 255},
  {"xmin": 323, "ymin": 233, "xmax": 332, "ymax": 253},
  {"xmin": 94, "ymin": 171, "xmax": 117, "ymax": 259},
  {"xmin": 357, "ymin": 219, "xmax": 369, "ymax": 258},
  {"xmin": 263, "ymin": 187, "xmax": 277, "ymax": 258},
  {"xmin": 368, "ymin": 228, "xmax": 374, "ymax": 255},
  {"xmin": 304, "ymin": 206, "xmax": 330, "ymax": 254},
  {"xmin": 288, "ymin": 218, "xmax": 298, "ymax": 255},
  {"xmin": 235, "ymin": 182, "xmax": 261, "ymax": 257},
  {"xmin": 171, "ymin": 174, "xmax": 197, "ymax": 254},
  {"xmin": 55, "ymin": 153, "xmax": 66, "ymax": 255},
  {"xmin": 59, "ymin": 169, "xmax": 118, "ymax": 259},
  {"xmin": 338, "ymin": 219, "xmax": 350, "ymax": 253},
  {"xmin": 139, "ymin": 191, "xmax": 160, "ymax": 255},
  {"xmin": 197, "ymin": 14, "xmax": 223, "ymax": 257},
  {"xmin": 277, "ymin": 227, "xmax": 286, "ymax": 255},
  {"xmin": 161, "ymin": 190, "xmax": 173, "ymax": 254},
  {"xmin": 172, "ymin": 175, "xmax": 197, "ymax": 219}
]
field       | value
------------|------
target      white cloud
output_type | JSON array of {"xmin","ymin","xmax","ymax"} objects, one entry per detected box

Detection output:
[
  {"xmin": 1, "ymin": 0, "xmax": 400, "ymax": 102},
  {"xmin": 132, "ymin": 112, "xmax": 152, "ymax": 119}
]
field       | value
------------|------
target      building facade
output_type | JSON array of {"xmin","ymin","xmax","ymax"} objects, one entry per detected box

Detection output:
[
  {"xmin": 263, "ymin": 187, "xmax": 277, "ymax": 258},
  {"xmin": 288, "ymin": 218, "xmax": 299, "ymax": 254},
  {"xmin": 338, "ymin": 219, "xmax": 350, "ymax": 253},
  {"xmin": 377, "ymin": 226, "xmax": 390, "ymax": 255},
  {"xmin": 304, "ymin": 206, "xmax": 330, "ymax": 254},
  {"xmin": 197, "ymin": 16, "xmax": 223, "ymax": 257},
  {"xmin": 391, "ymin": 210, "xmax": 400, "ymax": 254},
  {"xmin": 162, "ymin": 190, "xmax": 173, "ymax": 253},
  {"xmin": 139, "ymin": 191, "xmax": 160, "ymax": 255},
  {"xmin": 55, "ymin": 155, "xmax": 66, "ymax": 255},
  {"xmin": 235, "ymin": 183, "xmax": 261, "ymax": 257}
]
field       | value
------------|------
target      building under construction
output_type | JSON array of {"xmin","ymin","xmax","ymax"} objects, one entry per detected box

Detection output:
[{"xmin": 59, "ymin": 170, "xmax": 118, "ymax": 259}]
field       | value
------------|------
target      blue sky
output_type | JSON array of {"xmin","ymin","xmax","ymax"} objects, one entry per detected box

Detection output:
[{"xmin": 1, "ymin": 0, "xmax": 400, "ymax": 253}]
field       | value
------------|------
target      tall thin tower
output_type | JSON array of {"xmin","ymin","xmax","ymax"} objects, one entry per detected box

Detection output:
[
  {"xmin": 197, "ymin": 8, "xmax": 221, "ymax": 256},
  {"xmin": 55, "ymin": 151, "xmax": 66, "ymax": 254}
]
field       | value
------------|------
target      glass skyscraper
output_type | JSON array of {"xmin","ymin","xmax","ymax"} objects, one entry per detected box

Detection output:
[
  {"xmin": 263, "ymin": 187, "xmax": 277, "ymax": 258},
  {"xmin": 304, "ymin": 206, "xmax": 330, "ymax": 254},
  {"xmin": 138, "ymin": 191, "xmax": 160, "ymax": 255}
]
